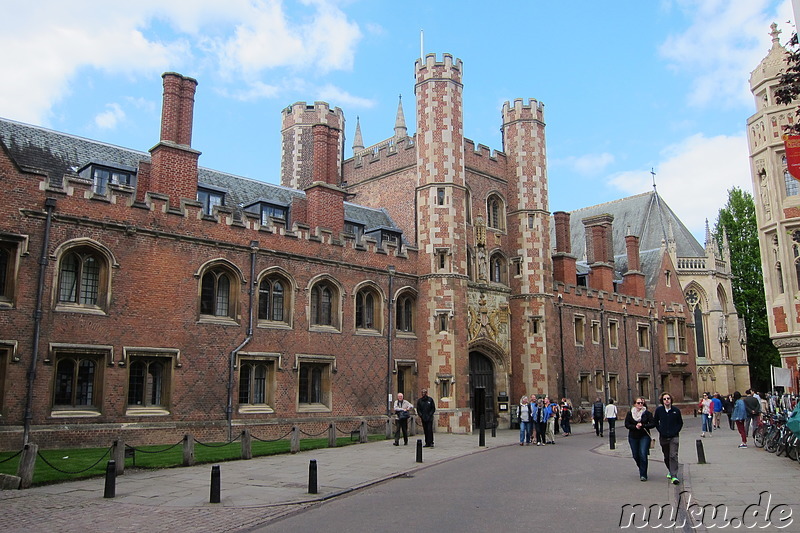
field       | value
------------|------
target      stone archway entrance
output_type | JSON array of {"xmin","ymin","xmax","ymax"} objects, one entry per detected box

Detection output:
[{"xmin": 469, "ymin": 351, "xmax": 495, "ymax": 428}]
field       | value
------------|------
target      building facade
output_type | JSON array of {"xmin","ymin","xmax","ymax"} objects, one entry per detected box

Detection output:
[
  {"xmin": 1, "ymin": 54, "xmax": 701, "ymax": 450},
  {"xmin": 747, "ymin": 24, "xmax": 800, "ymax": 393}
]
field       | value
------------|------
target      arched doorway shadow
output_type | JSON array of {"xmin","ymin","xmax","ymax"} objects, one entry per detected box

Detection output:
[{"xmin": 469, "ymin": 351, "xmax": 495, "ymax": 429}]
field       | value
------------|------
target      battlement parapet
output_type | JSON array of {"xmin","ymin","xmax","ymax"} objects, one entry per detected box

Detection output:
[
  {"xmin": 350, "ymin": 136, "xmax": 415, "ymax": 169},
  {"xmin": 502, "ymin": 98, "xmax": 545, "ymax": 124},
  {"xmin": 463, "ymin": 138, "xmax": 507, "ymax": 177},
  {"xmin": 553, "ymin": 281, "xmax": 654, "ymax": 312},
  {"xmin": 282, "ymin": 101, "xmax": 344, "ymax": 130},
  {"xmin": 415, "ymin": 53, "xmax": 463, "ymax": 83},
  {"xmin": 44, "ymin": 172, "xmax": 412, "ymax": 262}
]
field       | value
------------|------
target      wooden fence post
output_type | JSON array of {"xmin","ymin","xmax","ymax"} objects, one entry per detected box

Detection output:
[
  {"xmin": 183, "ymin": 434, "xmax": 195, "ymax": 466},
  {"xmin": 17, "ymin": 443, "xmax": 38, "ymax": 489},
  {"xmin": 359, "ymin": 420, "xmax": 368, "ymax": 443},
  {"xmin": 328, "ymin": 423, "xmax": 337, "ymax": 447},
  {"xmin": 290, "ymin": 426, "xmax": 300, "ymax": 454},
  {"xmin": 111, "ymin": 439, "xmax": 125, "ymax": 475},
  {"xmin": 241, "ymin": 429, "xmax": 252, "ymax": 460}
]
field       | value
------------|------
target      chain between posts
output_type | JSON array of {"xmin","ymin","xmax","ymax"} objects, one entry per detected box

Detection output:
[{"xmin": 36, "ymin": 446, "xmax": 111, "ymax": 475}]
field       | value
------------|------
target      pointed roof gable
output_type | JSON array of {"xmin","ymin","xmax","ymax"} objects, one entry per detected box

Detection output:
[{"xmin": 564, "ymin": 191, "xmax": 704, "ymax": 260}]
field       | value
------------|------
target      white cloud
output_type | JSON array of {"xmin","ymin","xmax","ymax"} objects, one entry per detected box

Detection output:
[
  {"xmin": 659, "ymin": 0, "xmax": 794, "ymax": 108},
  {"xmin": 553, "ymin": 153, "xmax": 615, "ymax": 176},
  {"xmin": 94, "ymin": 103, "xmax": 126, "ymax": 130},
  {"xmin": 609, "ymin": 133, "xmax": 752, "ymax": 239},
  {"xmin": 317, "ymin": 84, "xmax": 376, "ymax": 108},
  {"xmin": 0, "ymin": 1, "xmax": 362, "ymax": 125},
  {"xmin": 216, "ymin": 0, "xmax": 361, "ymax": 77}
]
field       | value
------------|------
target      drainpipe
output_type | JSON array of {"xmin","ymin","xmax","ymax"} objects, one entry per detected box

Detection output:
[
  {"xmin": 386, "ymin": 265, "xmax": 395, "ymax": 416},
  {"xmin": 557, "ymin": 294, "xmax": 565, "ymax": 399},
  {"xmin": 23, "ymin": 197, "xmax": 57, "ymax": 445},
  {"xmin": 600, "ymin": 302, "xmax": 608, "ymax": 400},
  {"xmin": 649, "ymin": 308, "xmax": 658, "ymax": 401},
  {"xmin": 226, "ymin": 240, "xmax": 258, "ymax": 440},
  {"xmin": 623, "ymin": 306, "xmax": 631, "ymax": 406}
]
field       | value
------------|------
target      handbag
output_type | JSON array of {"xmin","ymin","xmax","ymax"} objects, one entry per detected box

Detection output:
[{"xmin": 398, "ymin": 409, "xmax": 410, "ymax": 420}]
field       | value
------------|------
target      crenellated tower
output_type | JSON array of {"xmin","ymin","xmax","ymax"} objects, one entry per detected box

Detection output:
[
  {"xmin": 281, "ymin": 102, "xmax": 344, "ymax": 190},
  {"xmin": 414, "ymin": 53, "xmax": 471, "ymax": 432},
  {"xmin": 501, "ymin": 98, "xmax": 554, "ymax": 395}
]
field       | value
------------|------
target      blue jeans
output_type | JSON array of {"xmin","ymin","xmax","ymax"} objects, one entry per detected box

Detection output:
[
  {"xmin": 629, "ymin": 435, "xmax": 651, "ymax": 479},
  {"xmin": 701, "ymin": 413, "xmax": 713, "ymax": 433},
  {"xmin": 519, "ymin": 420, "xmax": 531, "ymax": 443}
]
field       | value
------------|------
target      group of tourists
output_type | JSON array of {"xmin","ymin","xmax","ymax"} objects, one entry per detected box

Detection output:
[{"xmin": 516, "ymin": 396, "xmax": 572, "ymax": 446}]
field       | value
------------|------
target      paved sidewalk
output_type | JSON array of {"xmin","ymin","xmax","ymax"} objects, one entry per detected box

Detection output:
[
  {"xmin": 2, "ymin": 420, "xmax": 797, "ymax": 532},
  {"xmin": 0, "ymin": 427, "xmax": 526, "ymax": 532},
  {"xmin": 595, "ymin": 417, "xmax": 800, "ymax": 531}
]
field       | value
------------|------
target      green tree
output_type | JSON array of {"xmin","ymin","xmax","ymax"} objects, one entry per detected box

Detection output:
[
  {"xmin": 713, "ymin": 187, "xmax": 779, "ymax": 390},
  {"xmin": 775, "ymin": 32, "xmax": 800, "ymax": 134}
]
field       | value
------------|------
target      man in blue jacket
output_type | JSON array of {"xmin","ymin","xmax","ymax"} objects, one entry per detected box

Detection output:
[{"xmin": 653, "ymin": 391, "xmax": 683, "ymax": 485}]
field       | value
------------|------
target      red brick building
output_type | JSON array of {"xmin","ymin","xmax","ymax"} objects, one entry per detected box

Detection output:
[{"xmin": 0, "ymin": 55, "xmax": 698, "ymax": 450}]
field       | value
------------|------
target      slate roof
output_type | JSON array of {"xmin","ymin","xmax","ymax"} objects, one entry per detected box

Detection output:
[
  {"xmin": 0, "ymin": 117, "xmax": 400, "ymax": 234},
  {"xmin": 563, "ymin": 191, "xmax": 705, "ymax": 260},
  {"xmin": 556, "ymin": 191, "xmax": 705, "ymax": 297}
]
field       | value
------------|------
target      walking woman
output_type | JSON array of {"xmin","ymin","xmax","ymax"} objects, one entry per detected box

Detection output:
[
  {"xmin": 560, "ymin": 398, "xmax": 572, "ymax": 436},
  {"xmin": 625, "ymin": 397, "xmax": 656, "ymax": 481},
  {"xmin": 699, "ymin": 392, "xmax": 713, "ymax": 437}
]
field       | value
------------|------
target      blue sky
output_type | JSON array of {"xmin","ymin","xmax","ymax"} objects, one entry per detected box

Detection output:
[{"xmin": 0, "ymin": 0, "xmax": 794, "ymax": 243}]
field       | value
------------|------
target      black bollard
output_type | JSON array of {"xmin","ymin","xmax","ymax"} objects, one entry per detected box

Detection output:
[
  {"xmin": 491, "ymin": 423, "xmax": 496, "ymax": 438},
  {"xmin": 308, "ymin": 459, "xmax": 318, "ymax": 494},
  {"xmin": 609, "ymin": 427, "xmax": 616, "ymax": 450},
  {"xmin": 210, "ymin": 464, "xmax": 221, "ymax": 503},
  {"xmin": 416, "ymin": 439, "xmax": 423, "ymax": 463},
  {"xmin": 696, "ymin": 439, "xmax": 707, "ymax": 464},
  {"xmin": 103, "ymin": 460, "xmax": 116, "ymax": 499},
  {"xmin": 479, "ymin": 417, "xmax": 486, "ymax": 447}
]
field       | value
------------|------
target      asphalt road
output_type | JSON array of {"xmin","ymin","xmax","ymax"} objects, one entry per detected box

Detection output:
[{"xmin": 253, "ymin": 434, "xmax": 678, "ymax": 533}]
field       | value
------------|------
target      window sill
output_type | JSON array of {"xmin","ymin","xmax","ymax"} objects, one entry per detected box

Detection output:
[
  {"xmin": 50, "ymin": 409, "xmax": 101, "ymax": 418},
  {"xmin": 198, "ymin": 315, "xmax": 239, "ymax": 326},
  {"xmin": 125, "ymin": 407, "xmax": 170, "ymax": 416},
  {"xmin": 297, "ymin": 403, "xmax": 332, "ymax": 413},
  {"xmin": 239, "ymin": 405, "xmax": 275, "ymax": 414},
  {"xmin": 355, "ymin": 328, "xmax": 382, "ymax": 337},
  {"xmin": 54, "ymin": 304, "xmax": 107, "ymax": 316},
  {"xmin": 257, "ymin": 321, "xmax": 292, "ymax": 330},
  {"xmin": 396, "ymin": 331, "xmax": 417, "ymax": 340},
  {"xmin": 309, "ymin": 325, "xmax": 340, "ymax": 334}
]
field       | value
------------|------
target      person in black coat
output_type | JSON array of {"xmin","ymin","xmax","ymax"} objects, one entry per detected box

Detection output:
[
  {"xmin": 592, "ymin": 397, "xmax": 604, "ymax": 436},
  {"xmin": 416, "ymin": 388, "xmax": 436, "ymax": 448},
  {"xmin": 624, "ymin": 397, "xmax": 656, "ymax": 481},
  {"xmin": 653, "ymin": 392, "xmax": 684, "ymax": 485}
]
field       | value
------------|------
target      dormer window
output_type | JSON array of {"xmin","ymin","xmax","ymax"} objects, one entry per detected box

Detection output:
[
  {"xmin": 364, "ymin": 227, "xmax": 403, "ymax": 251},
  {"xmin": 79, "ymin": 163, "xmax": 135, "ymax": 196},
  {"xmin": 344, "ymin": 221, "xmax": 365, "ymax": 239},
  {"xmin": 260, "ymin": 203, "xmax": 288, "ymax": 225},
  {"xmin": 198, "ymin": 187, "xmax": 225, "ymax": 216}
]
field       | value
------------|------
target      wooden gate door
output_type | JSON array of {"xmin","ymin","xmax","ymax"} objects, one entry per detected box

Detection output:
[{"xmin": 469, "ymin": 351, "xmax": 495, "ymax": 428}]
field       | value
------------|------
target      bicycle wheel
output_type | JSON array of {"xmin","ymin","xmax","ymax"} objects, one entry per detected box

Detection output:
[
  {"xmin": 788, "ymin": 438, "xmax": 798, "ymax": 461},
  {"xmin": 764, "ymin": 429, "xmax": 779, "ymax": 453},
  {"xmin": 775, "ymin": 433, "xmax": 786, "ymax": 457},
  {"xmin": 753, "ymin": 425, "xmax": 767, "ymax": 448}
]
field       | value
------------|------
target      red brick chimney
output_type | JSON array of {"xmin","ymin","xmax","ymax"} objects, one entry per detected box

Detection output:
[
  {"xmin": 621, "ymin": 234, "xmax": 646, "ymax": 298},
  {"xmin": 552, "ymin": 211, "xmax": 577, "ymax": 285},
  {"xmin": 582, "ymin": 214, "xmax": 615, "ymax": 293},
  {"xmin": 146, "ymin": 72, "xmax": 201, "ymax": 208},
  {"xmin": 306, "ymin": 124, "xmax": 345, "ymax": 233}
]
